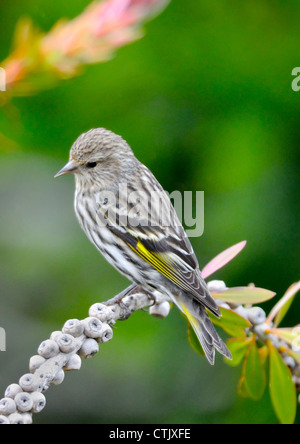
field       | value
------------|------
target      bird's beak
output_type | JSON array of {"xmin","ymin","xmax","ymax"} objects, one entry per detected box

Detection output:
[{"xmin": 55, "ymin": 160, "xmax": 77, "ymax": 178}]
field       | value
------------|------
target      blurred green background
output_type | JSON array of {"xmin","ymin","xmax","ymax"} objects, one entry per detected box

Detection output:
[{"xmin": 0, "ymin": 0, "xmax": 299, "ymax": 424}]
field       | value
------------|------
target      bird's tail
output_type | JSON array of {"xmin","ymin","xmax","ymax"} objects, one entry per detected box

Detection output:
[{"xmin": 176, "ymin": 295, "xmax": 232, "ymax": 365}]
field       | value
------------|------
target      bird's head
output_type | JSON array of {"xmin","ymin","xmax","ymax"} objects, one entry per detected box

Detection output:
[{"xmin": 55, "ymin": 128, "xmax": 135, "ymax": 187}]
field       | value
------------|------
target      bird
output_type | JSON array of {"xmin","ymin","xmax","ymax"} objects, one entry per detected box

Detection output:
[{"xmin": 55, "ymin": 128, "xmax": 232, "ymax": 365}]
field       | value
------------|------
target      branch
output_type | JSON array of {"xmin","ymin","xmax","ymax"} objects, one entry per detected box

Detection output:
[
  {"xmin": 0, "ymin": 280, "xmax": 299, "ymax": 424},
  {"xmin": 0, "ymin": 285, "xmax": 170, "ymax": 424}
]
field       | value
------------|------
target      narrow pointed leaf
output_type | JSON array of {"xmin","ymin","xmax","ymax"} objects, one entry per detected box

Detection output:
[
  {"xmin": 209, "ymin": 306, "xmax": 251, "ymax": 338},
  {"xmin": 213, "ymin": 287, "xmax": 276, "ymax": 305},
  {"xmin": 268, "ymin": 341, "xmax": 297, "ymax": 424},
  {"xmin": 285, "ymin": 349, "xmax": 300, "ymax": 364},
  {"xmin": 202, "ymin": 241, "xmax": 247, "ymax": 279},
  {"xmin": 268, "ymin": 327, "xmax": 300, "ymax": 348},
  {"xmin": 238, "ymin": 375, "xmax": 251, "ymax": 398},
  {"xmin": 225, "ymin": 338, "xmax": 252, "ymax": 367},
  {"xmin": 243, "ymin": 341, "xmax": 266, "ymax": 401},
  {"xmin": 267, "ymin": 282, "xmax": 300, "ymax": 326},
  {"xmin": 258, "ymin": 345, "xmax": 269, "ymax": 365}
]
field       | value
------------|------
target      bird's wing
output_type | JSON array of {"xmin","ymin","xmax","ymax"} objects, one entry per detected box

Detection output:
[
  {"xmin": 97, "ymin": 181, "xmax": 220, "ymax": 317},
  {"xmin": 111, "ymin": 224, "xmax": 220, "ymax": 317}
]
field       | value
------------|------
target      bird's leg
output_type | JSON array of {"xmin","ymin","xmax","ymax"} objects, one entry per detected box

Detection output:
[
  {"xmin": 104, "ymin": 284, "xmax": 157, "ymax": 320},
  {"xmin": 140, "ymin": 288, "xmax": 157, "ymax": 308},
  {"xmin": 105, "ymin": 283, "xmax": 138, "ymax": 307},
  {"xmin": 104, "ymin": 284, "xmax": 144, "ymax": 320}
]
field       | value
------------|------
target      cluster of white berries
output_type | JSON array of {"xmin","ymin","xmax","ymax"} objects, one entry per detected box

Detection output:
[
  {"xmin": 209, "ymin": 280, "xmax": 300, "ymax": 399},
  {"xmin": 0, "ymin": 303, "xmax": 115, "ymax": 424},
  {"xmin": 0, "ymin": 282, "xmax": 298, "ymax": 424},
  {"xmin": 0, "ymin": 287, "xmax": 171, "ymax": 425}
]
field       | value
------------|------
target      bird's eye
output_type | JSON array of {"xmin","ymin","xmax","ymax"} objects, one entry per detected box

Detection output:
[{"xmin": 86, "ymin": 162, "xmax": 97, "ymax": 169}]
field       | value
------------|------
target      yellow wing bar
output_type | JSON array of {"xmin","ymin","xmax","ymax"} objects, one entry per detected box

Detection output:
[{"xmin": 128, "ymin": 240, "xmax": 194, "ymax": 292}]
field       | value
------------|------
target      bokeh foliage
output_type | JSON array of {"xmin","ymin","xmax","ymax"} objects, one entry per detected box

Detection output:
[{"xmin": 0, "ymin": 0, "xmax": 299, "ymax": 424}]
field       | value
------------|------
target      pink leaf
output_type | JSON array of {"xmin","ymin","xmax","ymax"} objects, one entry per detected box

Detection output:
[{"xmin": 202, "ymin": 241, "xmax": 247, "ymax": 279}]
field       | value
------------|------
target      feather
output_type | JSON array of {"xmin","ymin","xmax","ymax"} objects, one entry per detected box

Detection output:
[
  {"xmin": 177, "ymin": 296, "xmax": 232, "ymax": 365},
  {"xmin": 97, "ymin": 177, "xmax": 221, "ymax": 318}
]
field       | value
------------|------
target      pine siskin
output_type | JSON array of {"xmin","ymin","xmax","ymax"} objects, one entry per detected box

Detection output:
[{"xmin": 55, "ymin": 128, "xmax": 232, "ymax": 365}]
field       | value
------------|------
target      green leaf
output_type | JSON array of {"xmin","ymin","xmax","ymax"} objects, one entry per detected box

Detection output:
[
  {"xmin": 268, "ymin": 327, "xmax": 300, "ymax": 347},
  {"xmin": 258, "ymin": 345, "xmax": 269, "ymax": 365},
  {"xmin": 267, "ymin": 282, "xmax": 300, "ymax": 326},
  {"xmin": 225, "ymin": 337, "xmax": 252, "ymax": 367},
  {"xmin": 238, "ymin": 375, "xmax": 250, "ymax": 398},
  {"xmin": 187, "ymin": 323, "xmax": 205, "ymax": 357},
  {"xmin": 243, "ymin": 341, "xmax": 266, "ymax": 401},
  {"xmin": 286, "ymin": 349, "xmax": 300, "ymax": 364},
  {"xmin": 268, "ymin": 341, "xmax": 297, "ymax": 424},
  {"xmin": 275, "ymin": 296, "xmax": 297, "ymax": 327},
  {"xmin": 213, "ymin": 287, "xmax": 276, "ymax": 305},
  {"xmin": 209, "ymin": 306, "xmax": 251, "ymax": 338}
]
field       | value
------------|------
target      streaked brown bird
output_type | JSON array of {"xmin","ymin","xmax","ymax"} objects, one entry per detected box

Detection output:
[{"xmin": 56, "ymin": 128, "xmax": 231, "ymax": 364}]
